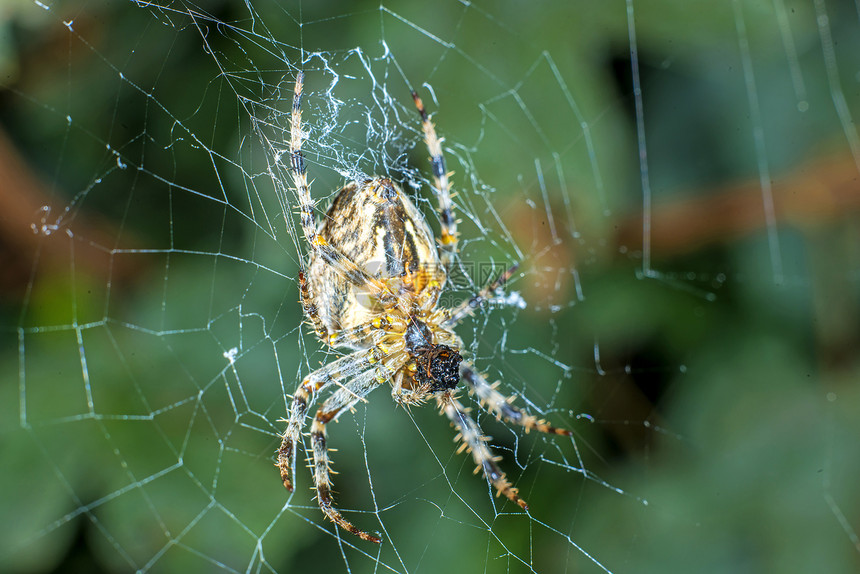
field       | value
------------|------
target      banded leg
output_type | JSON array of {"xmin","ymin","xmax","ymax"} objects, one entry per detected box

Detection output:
[
  {"xmin": 460, "ymin": 362, "xmax": 571, "ymax": 436},
  {"xmin": 391, "ymin": 368, "xmax": 430, "ymax": 407},
  {"xmin": 444, "ymin": 263, "xmax": 520, "ymax": 327},
  {"xmin": 277, "ymin": 348, "xmax": 376, "ymax": 492},
  {"xmin": 412, "ymin": 90, "xmax": 458, "ymax": 266},
  {"xmin": 310, "ymin": 368, "xmax": 385, "ymax": 543},
  {"xmin": 289, "ymin": 73, "xmax": 391, "ymax": 298},
  {"xmin": 299, "ymin": 270, "xmax": 328, "ymax": 341},
  {"xmin": 301, "ymin": 278, "xmax": 407, "ymax": 347},
  {"xmin": 440, "ymin": 394, "xmax": 527, "ymax": 509},
  {"xmin": 326, "ymin": 313, "xmax": 407, "ymax": 349}
]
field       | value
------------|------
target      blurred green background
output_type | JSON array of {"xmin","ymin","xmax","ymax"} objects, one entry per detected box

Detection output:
[{"xmin": 1, "ymin": 0, "xmax": 859, "ymax": 573}]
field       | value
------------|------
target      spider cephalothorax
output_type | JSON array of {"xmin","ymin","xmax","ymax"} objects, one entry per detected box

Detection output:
[
  {"xmin": 404, "ymin": 318, "xmax": 462, "ymax": 392},
  {"xmin": 413, "ymin": 343, "xmax": 462, "ymax": 392},
  {"xmin": 277, "ymin": 72, "xmax": 571, "ymax": 544}
]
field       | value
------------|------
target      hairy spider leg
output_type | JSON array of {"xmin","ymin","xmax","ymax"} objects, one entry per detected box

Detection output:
[
  {"xmin": 297, "ymin": 299, "xmax": 409, "ymax": 357},
  {"xmin": 299, "ymin": 270, "xmax": 328, "ymax": 341},
  {"xmin": 412, "ymin": 90, "xmax": 458, "ymax": 268},
  {"xmin": 310, "ymin": 368, "xmax": 387, "ymax": 544},
  {"xmin": 444, "ymin": 263, "xmax": 520, "ymax": 327},
  {"xmin": 460, "ymin": 363, "xmax": 571, "ymax": 436},
  {"xmin": 289, "ymin": 72, "xmax": 391, "ymax": 300},
  {"xmin": 440, "ymin": 394, "xmax": 528, "ymax": 510},
  {"xmin": 277, "ymin": 348, "xmax": 379, "ymax": 492},
  {"xmin": 326, "ymin": 313, "xmax": 406, "ymax": 349}
]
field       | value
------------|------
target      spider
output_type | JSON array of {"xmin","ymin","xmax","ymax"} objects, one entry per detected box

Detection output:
[{"xmin": 276, "ymin": 72, "xmax": 570, "ymax": 543}]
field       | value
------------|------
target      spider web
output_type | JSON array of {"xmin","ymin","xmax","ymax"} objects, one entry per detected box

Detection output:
[{"xmin": 2, "ymin": 0, "xmax": 860, "ymax": 573}]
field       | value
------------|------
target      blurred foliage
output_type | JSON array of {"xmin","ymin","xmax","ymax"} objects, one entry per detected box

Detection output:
[{"xmin": 1, "ymin": 0, "xmax": 860, "ymax": 573}]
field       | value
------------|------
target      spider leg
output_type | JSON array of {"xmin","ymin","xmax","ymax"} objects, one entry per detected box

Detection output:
[
  {"xmin": 289, "ymin": 72, "xmax": 316, "ymax": 249},
  {"xmin": 310, "ymin": 368, "xmax": 386, "ymax": 543},
  {"xmin": 326, "ymin": 313, "xmax": 406, "ymax": 349},
  {"xmin": 444, "ymin": 263, "xmax": 519, "ymax": 327},
  {"xmin": 440, "ymin": 393, "xmax": 528, "ymax": 510},
  {"xmin": 299, "ymin": 270, "xmax": 328, "ymax": 341},
  {"xmin": 277, "ymin": 348, "xmax": 378, "ymax": 492},
  {"xmin": 289, "ymin": 73, "xmax": 391, "ymax": 298},
  {"xmin": 412, "ymin": 90, "xmax": 458, "ymax": 267},
  {"xmin": 391, "ymin": 368, "xmax": 431, "ymax": 407},
  {"xmin": 460, "ymin": 362, "xmax": 571, "ymax": 436}
]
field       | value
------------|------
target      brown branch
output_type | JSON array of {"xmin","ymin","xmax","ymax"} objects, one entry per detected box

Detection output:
[
  {"xmin": 616, "ymin": 153, "xmax": 860, "ymax": 256},
  {"xmin": 0, "ymin": 125, "xmax": 142, "ymax": 301}
]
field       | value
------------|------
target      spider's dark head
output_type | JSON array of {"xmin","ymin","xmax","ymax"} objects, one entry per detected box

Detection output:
[{"xmin": 414, "ymin": 344, "xmax": 462, "ymax": 392}]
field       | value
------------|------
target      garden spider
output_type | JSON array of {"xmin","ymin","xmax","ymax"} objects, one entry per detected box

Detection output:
[{"xmin": 276, "ymin": 72, "xmax": 570, "ymax": 543}]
